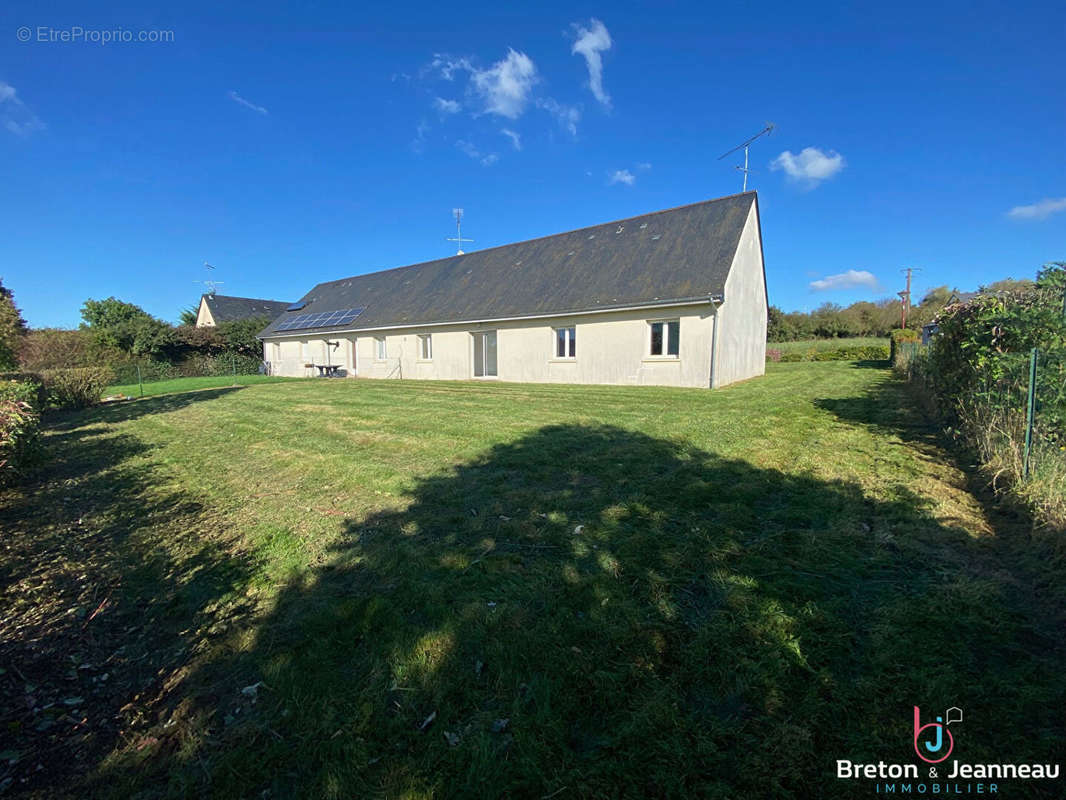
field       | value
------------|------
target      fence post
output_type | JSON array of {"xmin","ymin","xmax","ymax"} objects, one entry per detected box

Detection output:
[
  {"xmin": 232, "ymin": 354, "xmax": 237, "ymax": 386},
  {"xmin": 1023, "ymin": 348, "xmax": 1038, "ymax": 480},
  {"xmin": 137, "ymin": 364, "xmax": 143, "ymax": 398}
]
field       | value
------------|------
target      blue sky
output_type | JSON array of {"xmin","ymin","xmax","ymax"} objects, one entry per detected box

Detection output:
[{"xmin": 1, "ymin": 0, "xmax": 1063, "ymax": 328}]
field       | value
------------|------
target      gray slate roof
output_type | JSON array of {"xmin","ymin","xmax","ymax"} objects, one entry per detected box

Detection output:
[
  {"xmin": 204, "ymin": 294, "xmax": 292, "ymax": 323},
  {"xmin": 260, "ymin": 192, "xmax": 756, "ymax": 338}
]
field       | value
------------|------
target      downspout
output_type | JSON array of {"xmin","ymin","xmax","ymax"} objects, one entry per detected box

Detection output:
[{"xmin": 709, "ymin": 294, "xmax": 723, "ymax": 389}]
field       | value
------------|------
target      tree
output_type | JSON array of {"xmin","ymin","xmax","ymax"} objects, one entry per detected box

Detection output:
[
  {"xmin": 766, "ymin": 305, "xmax": 787, "ymax": 342},
  {"xmin": 0, "ymin": 279, "xmax": 28, "ymax": 371},
  {"xmin": 80, "ymin": 296, "xmax": 173, "ymax": 358},
  {"xmin": 216, "ymin": 316, "xmax": 271, "ymax": 357},
  {"xmin": 179, "ymin": 306, "xmax": 199, "ymax": 326},
  {"xmin": 979, "ymin": 277, "xmax": 1035, "ymax": 294}
]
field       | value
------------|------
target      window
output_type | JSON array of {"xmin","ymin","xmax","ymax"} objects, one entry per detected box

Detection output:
[
  {"xmin": 472, "ymin": 331, "xmax": 497, "ymax": 377},
  {"xmin": 301, "ymin": 341, "xmax": 311, "ymax": 362},
  {"xmin": 649, "ymin": 320, "xmax": 680, "ymax": 357},
  {"xmin": 419, "ymin": 334, "xmax": 433, "ymax": 360},
  {"xmin": 555, "ymin": 326, "xmax": 576, "ymax": 358},
  {"xmin": 375, "ymin": 336, "xmax": 387, "ymax": 360}
]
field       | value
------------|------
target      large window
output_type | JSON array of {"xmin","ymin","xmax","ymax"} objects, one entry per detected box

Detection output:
[
  {"xmin": 375, "ymin": 336, "xmax": 387, "ymax": 360},
  {"xmin": 649, "ymin": 320, "xmax": 680, "ymax": 357},
  {"xmin": 472, "ymin": 330, "xmax": 497, "ymax": 377},
  {"xmin": 418, "ymin": 334, "xmax": 433, "ymax": 360},
  {"xmin": 555, "ymin": 327, "xmax": 576, "ymax": 358}
]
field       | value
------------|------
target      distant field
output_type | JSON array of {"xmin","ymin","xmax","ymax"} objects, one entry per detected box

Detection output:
[
  {"xmin": 775, "ymin": 337, "xmax": 889, "ymax": 353},
  {"xmin": 104, "ymin": 374, "xmax": 301, "ymax": 398}
]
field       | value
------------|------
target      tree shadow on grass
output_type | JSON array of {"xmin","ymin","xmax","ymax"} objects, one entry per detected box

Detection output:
[
  {"xmin": 46, "ymin": 387, "xmax": 245, "ymax": 431},
  {"xmin": 0, "ymin": 417, "xmax": 255, "ymax": 797},
  {"xmin": 94, "ymin": 424, "xmax": 1066, "ymax": 799}
]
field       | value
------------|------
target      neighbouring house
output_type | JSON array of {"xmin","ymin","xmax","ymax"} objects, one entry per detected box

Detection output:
[
  {"xmin": 922, "ymin": 291, "xmax": 980, "ymax": 344},
  {"xmin": 259, "ymin": 191, "xmax": 768, "ymax": 388},
  {"xmin": 195, "ymin": 294, "xmax": 292, "ymax": 327}
]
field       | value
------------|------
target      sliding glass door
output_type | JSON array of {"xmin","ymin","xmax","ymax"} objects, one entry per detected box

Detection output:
[{"xmin": 472, "ymin": 331, "xmax": 498, "ymax": 377}]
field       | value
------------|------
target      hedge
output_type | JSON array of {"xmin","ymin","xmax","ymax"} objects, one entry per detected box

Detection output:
[{"xmin": 773, "ymin": 345, "xmax": 889, "ymax": 363}]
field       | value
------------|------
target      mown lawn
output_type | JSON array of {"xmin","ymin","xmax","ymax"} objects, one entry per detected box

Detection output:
[
  {"xmin": 104, "ymin": 373, "xmax": 299, "ymax": 398},
  {"xmin": 2, "ymin": 364, "xmax": 1064, "ymax": 799}
]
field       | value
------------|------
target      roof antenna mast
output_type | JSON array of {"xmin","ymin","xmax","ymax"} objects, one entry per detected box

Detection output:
[
  {"xmin": 447, "ymin": 208, "xmax": 473, "ymax": 255},
  {"xmin": 717, "ymin": 122, "xmax": 775, "ymax": 192},
  {"xmin": 195, "ymin": 261, "xmax": 224, "ymax": 295}
]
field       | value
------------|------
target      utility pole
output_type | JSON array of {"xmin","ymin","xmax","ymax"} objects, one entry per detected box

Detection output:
[{"xmin": 899, "ymin": 267, "xmax": 921, "ymax": 329}]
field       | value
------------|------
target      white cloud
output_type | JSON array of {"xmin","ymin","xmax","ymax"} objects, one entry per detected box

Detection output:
[
  {"xmin": 636, "ymin": 162, "xmax": 651, "ymax": 171},
  {"xmin": 0, "ymin": 81, "xmax": 44, "ymax": 136},
  {"xmin": 500, "ymin": 128, "xmax": 521, "ymax": 151},
  {"xmin": 456, "ymin": 139, "xmax": 498, "ymax": 166},
  {"xmin": 470, "ymin": 49, "xmax": 537, "ymax": 119},
  {"xmin": 411, "ymin": 120, "xmax": 430, "ymax": 154},
  {"xmin": 1007, "ymin": 197, "xmax": 1066, "ymax": 221},
  {"xmin": 771, "ymin": 147, "xmax": 845, "ymax": 185},
  {"xmin": 537, "ymin": 97, "xmax": 580, "ymax": 136},
  {"xmin": 809, "ymin": 270, "xmax": 881, "ymax": 292},
  {"xmin": 608, "ymin": 169, "xmax": 636, "ymax": 186},
  {"xmin": 428, "ymin": 55, "xmax": 472, "ymax": 81},
  {"xmin": 570, "ymin": 18, "xmax": 612, "ymax": 108},
  {"xmin": 428, "ymin": 50, "xmax": 538, "ymax": 120},
  {"xmin": 433, "ymin": 97, "xmax": 461, "ymax": 114},
  {"xmin": 228, "ymin": 90, "xmax": 268, "ymax": 115}
]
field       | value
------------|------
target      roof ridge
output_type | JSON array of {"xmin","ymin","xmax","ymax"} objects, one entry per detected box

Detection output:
[
  {"xmin": 312, "ymin": 191, "xmax": 757, "ymax": 290},
  {"xmin": 206, "ymin": 294, "xmax": 290, "ymax": 304}
]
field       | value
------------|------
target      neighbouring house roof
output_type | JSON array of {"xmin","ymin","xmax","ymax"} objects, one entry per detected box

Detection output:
[
  {"xmin": 259, "ymin": 192, "xmax": 758, "ymax": 338},
  {"xmin": 201, "ymin": 294, "xmax": 291, "ymax": 324}
]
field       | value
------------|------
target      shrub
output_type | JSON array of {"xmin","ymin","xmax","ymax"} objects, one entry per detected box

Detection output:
[
  {"xmin": 40, "ymin": 366, "xmax": 116, "ymax": 409},
  {"xmin": 0, "ymin": 380, "xmax": 42, "ymax": 486},
  {"xmin": 765, "ymin": 348, "xmax": 782, "ymax": 363},
  {"xmin": 0, "ymin": 372, "xmax": 46, "ymax": 410},
  {"xmin": 889, "ymin": 328, "xmax": 920, "ymax": 342}
]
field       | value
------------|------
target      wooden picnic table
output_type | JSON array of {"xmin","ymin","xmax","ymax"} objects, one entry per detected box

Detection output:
[{"xmin": 315, "ymin": 364, "xmax": 341, "ymax": 377}]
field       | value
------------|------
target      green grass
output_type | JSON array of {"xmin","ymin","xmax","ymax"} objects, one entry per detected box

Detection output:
[
  {"xmin": 774, "ymin": 337, "xmax": 888, "ymax": 353},
  {"xmin": 104, "ymin": 373, "xmax": 300, "ymax": 398},
  {"xmin": 3, "ymin": 363, "xmax": 1064, "ymax": 799}
]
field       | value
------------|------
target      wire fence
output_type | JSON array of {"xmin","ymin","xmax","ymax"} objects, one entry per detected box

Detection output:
[
  {"xmin": 900, "ymin": 343, "xmax": 1066, "ymax": 488},
  {"xmin": 966, "ymin": 348, "xmax": 1066, "ymax": 480},
  {"xmin": 105, "ymin": 354, "xmax": 268, "ymax": 398}
]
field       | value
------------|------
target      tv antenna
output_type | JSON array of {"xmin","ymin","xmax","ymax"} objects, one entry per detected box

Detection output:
[
  {"xmin": 194, "ymin": 261, "xmax": 224, "ymax": 295},
  {"xmin": 718, "ymin": 123, "xmax": 776, "ymax": 192},
  {"xmin": 447, "ymin": 208, "xmax": 473, "ymax": 255}
]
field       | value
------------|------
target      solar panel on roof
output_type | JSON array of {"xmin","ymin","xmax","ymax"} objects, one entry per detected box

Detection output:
[
  {"xmin": 287, "ymin": 301, "xmax": 307, "ymax": 311},
  {"xmin": 274, "ymin": 307, "xmax": 366, "ymax": 331}
]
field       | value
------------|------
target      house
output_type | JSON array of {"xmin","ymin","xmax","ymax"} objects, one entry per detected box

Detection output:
[
  {"xmin": 259, "ymin": 191, "xmax": 767, "ymax": 389},
  {"xmin": 922, "ymin": 291, "xmax": 980, "ymax": 344},
  {"xmin": 195, "ymin": 294, "xmax": 292, "ymax": 327}
]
